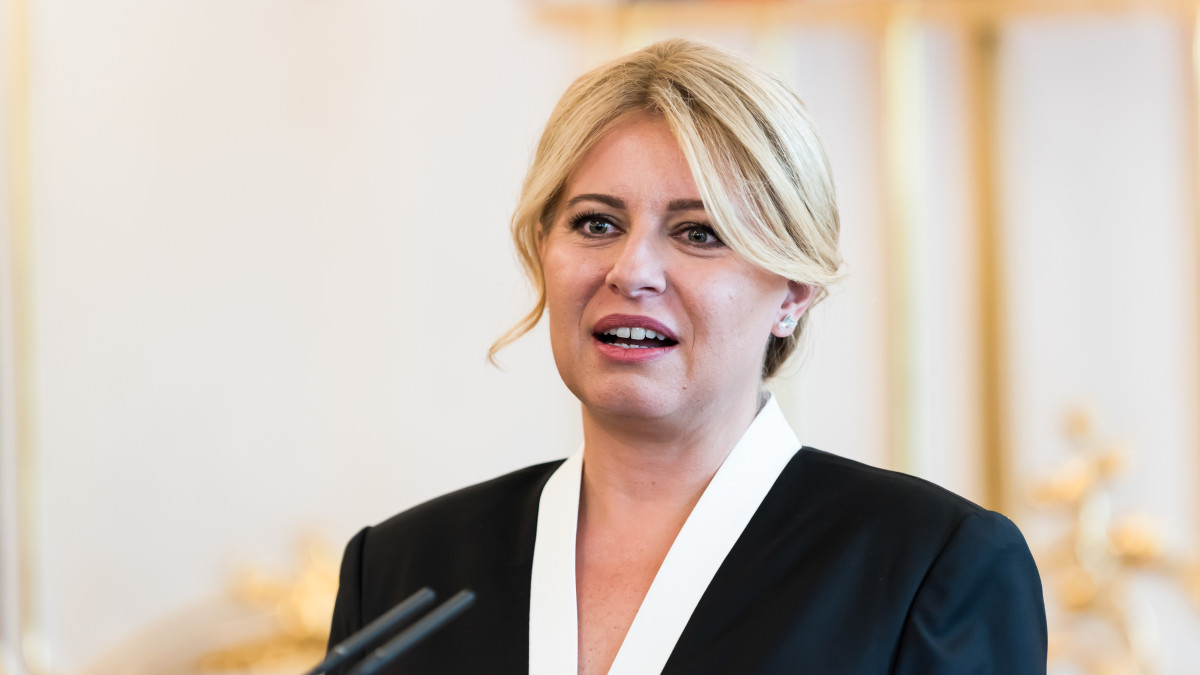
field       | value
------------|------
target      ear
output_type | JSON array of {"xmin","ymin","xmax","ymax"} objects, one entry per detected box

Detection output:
[{"xmin": 771, "ymin": 282, "xmax": 816, "ymax": 338}]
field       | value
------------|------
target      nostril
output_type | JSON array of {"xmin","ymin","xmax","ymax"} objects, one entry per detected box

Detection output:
[{"xmin": 604, "ymin": 260, "xmax": 667, "ymax": 297}]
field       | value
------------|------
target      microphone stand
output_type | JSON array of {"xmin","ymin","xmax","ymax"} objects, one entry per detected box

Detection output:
[{"xmin": 301, "ymin": 587, "xmax": 476, "ymax": 675}]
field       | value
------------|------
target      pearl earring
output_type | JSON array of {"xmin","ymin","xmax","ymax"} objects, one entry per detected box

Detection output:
[{"xmin": 778, "ymin": 314, "xmax": 798, "ymax": 331}]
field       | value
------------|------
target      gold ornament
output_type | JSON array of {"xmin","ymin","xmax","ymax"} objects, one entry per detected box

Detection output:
[
  {"xmin": 197, "ymin": 536, "xmax": 339, "ymax": 673},
  {"xmin": 1030, "ymin": 405, "xmax": 1197, "ymax": 675}
]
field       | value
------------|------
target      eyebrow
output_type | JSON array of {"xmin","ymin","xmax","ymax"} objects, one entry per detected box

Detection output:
[
  {"xmin": 566, "ymin": 193, "xmax": 625, "ymax": 210},
  {"xmin": 564, "ymin": 193, "xmax": 707, "ymax": 212},
  {"xmin": 666, "ymin": 198, "xmax": 705, "ymax": 212}
]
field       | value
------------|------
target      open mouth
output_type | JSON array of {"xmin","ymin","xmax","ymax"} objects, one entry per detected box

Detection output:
[{"xmin": 594, "ymin": 326, "xmax": 679, "ymax": 350}]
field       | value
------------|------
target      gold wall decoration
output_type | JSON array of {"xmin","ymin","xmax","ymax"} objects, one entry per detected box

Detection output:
[
  {"xmin": 535, "ymin": 0, "xmax": 1200, "ymax": 27},
  {"xmin": 1, "ymin": 0, "xmax": 45, "ymax": 670},
  {"xmin": 879, "ymin": 1, "xmax": 924, "ymax": 480},
  {"xmin": 60, "ymin": 536, "xmax": 340, "ymax": 675},
  {"xmin": 1032, "ymin": 407, "xmax": 1200, "ymax": 675},
  {"xmin": 1190, "ymin": 0, "xmax": 1200, "ymax": 580},
  {"xmin": 963, "ymin": 19, "xmax": 1010, "ymax": 514},
  {"xmin": 198, "ymin": 537, "xmax": 339, "ymax": 674}
]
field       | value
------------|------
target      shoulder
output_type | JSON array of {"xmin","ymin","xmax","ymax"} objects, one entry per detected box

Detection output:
[
  {"xmin": 329, "ymin": 461, "xmax": 564, "ymax": 671},
  {"xmin": 363, "ymin": 459, "xmax": 564, "ymax": 558},
  {"xmin": 795, "ymin": 449, "xmax": 1045, "ymax": 661},
  {"xmin": 335, "ymin": 460, "xmax": 564, "ymax": 627},
  {"xmin": 670, "ymin": 447, "xmax": 1045, "ymax": 673},
  {"xmin": 795, "ymin": 447, "xmax": 1046, "ymax": 663},
  {"xmin": 790, "ymin": 446, "xmax": 998, "ymax": 536},
  {"xmin": 770, "ymin": 447, "xmax": 1038, "ymax": 591},
  {"xmin": 372, "ymin": 460, "xmax": 563, "ymax": 533}
]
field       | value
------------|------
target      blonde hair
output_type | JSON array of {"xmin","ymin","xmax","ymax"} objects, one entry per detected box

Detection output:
[{"xmin": 490, "ymin": 38, "xmax": 844, "ymax": 378}]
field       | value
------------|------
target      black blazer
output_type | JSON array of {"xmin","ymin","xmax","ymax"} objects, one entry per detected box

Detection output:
[{"xmin": 328, "ymin": 448, "xmax": 1048, "ymax": 674}]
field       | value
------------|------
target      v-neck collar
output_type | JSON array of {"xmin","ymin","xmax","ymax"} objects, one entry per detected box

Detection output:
[{"xmin": 528, "ymin": 395, "xmax": 801, "ymax": 675}]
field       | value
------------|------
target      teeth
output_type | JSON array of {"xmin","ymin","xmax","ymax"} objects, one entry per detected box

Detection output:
[
  {"xmin": 601, "ymin": 326, "xmax": 673, "ymax": 341},
  {"xmin": 613, "ymin": 342, "xmax": 650, "ymax": 349}
]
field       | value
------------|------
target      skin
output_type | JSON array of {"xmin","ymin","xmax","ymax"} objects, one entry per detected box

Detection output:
[{"xmin": 537, "ymin": 112, "xmax": 814, "ymax": 675}]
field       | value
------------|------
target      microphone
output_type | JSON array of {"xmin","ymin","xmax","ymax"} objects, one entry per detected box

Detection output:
[
  {"xmin": 301, "ymin": 587, "xmax": 437, "ymax": 675},
  {"xmin": 345, "ymin": 590, "xmax": 477, "ymax": 675}
]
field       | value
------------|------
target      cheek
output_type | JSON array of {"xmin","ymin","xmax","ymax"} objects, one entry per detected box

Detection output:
[
  {"xmin": 542, "ymin": 261, "xmax": 580, "ymax": 373},
  {"xmin": 542, "ymin": 248, "xmax": 574, "ymax": 303},
  {"xmin": 687, "ymin": 271, "xmax": 780, "ymax": 352},
  {"xmin": 542, "ymin": 248, "xmax": 603, "ymax": 325}
]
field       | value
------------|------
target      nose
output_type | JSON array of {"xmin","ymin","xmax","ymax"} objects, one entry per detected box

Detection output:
[{"xmin": 605, "ymin": 227, "xmax": 667, "ymax": 298}]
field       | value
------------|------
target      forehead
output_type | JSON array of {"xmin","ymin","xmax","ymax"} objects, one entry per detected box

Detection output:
[{"xmin": 563, "ymin": 113, "xmax": 702, "ymax": 205}]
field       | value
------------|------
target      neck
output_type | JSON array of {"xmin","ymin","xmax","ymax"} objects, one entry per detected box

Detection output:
[{"xmin": 578, "ymin": 390, "xmax": 766, "ymax": 517}]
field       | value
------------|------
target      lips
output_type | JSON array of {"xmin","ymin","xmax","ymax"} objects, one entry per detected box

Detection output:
[
  {"xmin": 592, "ymin": 314, "xmax": 679, "ymax": 353},
  {"xmin": 592, "ymin": 314, "xmax": 678, "ymax": 342}
]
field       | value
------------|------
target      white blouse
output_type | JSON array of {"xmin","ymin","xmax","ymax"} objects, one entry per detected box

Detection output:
[{"xmin": 528, "ymin": 395, "xmax": 802, "ymax": 674}]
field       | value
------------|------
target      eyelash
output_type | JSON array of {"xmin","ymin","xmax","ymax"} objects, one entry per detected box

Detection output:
[
  {"xmin": 568, "ymin": 210, "xmax": 615, "ymax": 236},
  {"xmin": 678, "ymin": 223, "xmax": 722, "ymax": 246},
  {"xmin": 567, "ymin": 211, "xmax": 724, "ymax": 247}
]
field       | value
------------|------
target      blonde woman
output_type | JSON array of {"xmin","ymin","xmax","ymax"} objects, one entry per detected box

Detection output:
[{"xmin": 327, "ymin": 39, "xmax": 1047, "ymax": 675}]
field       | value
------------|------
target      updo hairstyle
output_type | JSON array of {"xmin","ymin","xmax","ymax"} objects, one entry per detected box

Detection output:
[{"xmin": 491, "ymin": 38, "xmax": 844, "ymax": 378}]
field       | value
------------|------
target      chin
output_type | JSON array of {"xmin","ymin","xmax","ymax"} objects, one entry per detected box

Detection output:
[{"xmin": 572, "ymin": 382, "xmax": 677, "ymax": 422}]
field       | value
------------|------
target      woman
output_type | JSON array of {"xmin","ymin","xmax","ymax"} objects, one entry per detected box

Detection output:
[{"xmin": 327, "ymin": 39, "xmax": 1047, "ymax": 674}]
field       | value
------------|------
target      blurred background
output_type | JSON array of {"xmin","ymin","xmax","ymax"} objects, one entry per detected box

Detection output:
[{"xmin": 2, "ymin": 0, "xmax": 1199, "ymax": 673}]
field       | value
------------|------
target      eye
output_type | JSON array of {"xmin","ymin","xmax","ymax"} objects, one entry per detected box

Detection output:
[
  {"xmin": 584, "ymin": 219, "xmax": 612, "ymax": 236},
  {"xmin": 569, "ymin": 211, "xmax": 618, "ymax": 238},
  {"xmin": 679, "ymin": 224, "xmax": 723, "ymax": 247}
]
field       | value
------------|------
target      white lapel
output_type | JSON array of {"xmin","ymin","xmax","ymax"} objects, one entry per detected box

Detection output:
[
  {"xmin": 528, "ymin": 395, "xmax": 800, "ymax": 675},
  {"xmin": 529, "ymin": 449, "xmax": 583, "ymax": 675}
]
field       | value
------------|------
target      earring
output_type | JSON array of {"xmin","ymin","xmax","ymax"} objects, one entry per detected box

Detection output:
[{"xmin": 777, "ymin": 314, "xmax": 798, "ymax": 331}]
